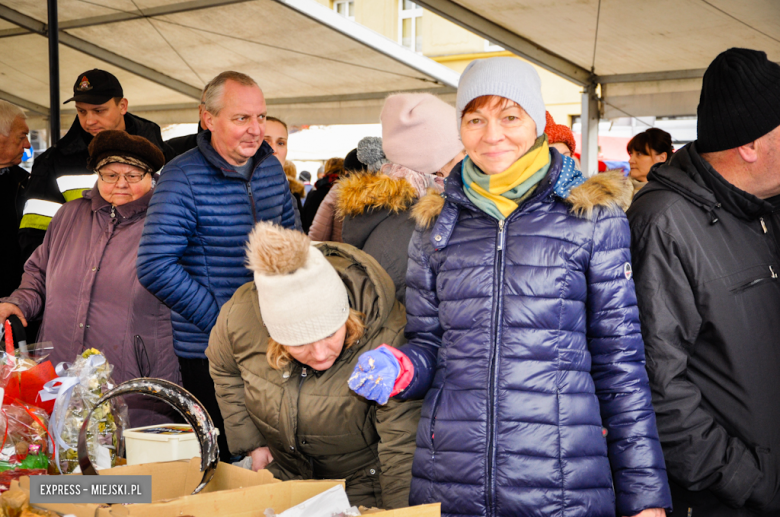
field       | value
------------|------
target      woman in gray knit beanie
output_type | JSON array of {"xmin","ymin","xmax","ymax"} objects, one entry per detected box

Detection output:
[{"xmin": 349, "ymin": 56, "xmax": 671, "ymax": 517}]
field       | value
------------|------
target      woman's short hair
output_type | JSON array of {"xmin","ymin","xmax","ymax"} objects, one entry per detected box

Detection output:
[
  {"xmin": 266, "ymin": 309, "xmax": 365, "ymax": 370},
  {"xmin": 323, "ymin": 157, "xmax": 345, "ymax": 177},
  {"xmin": 266, "ymin": 116, "xmax": 288, "ymax": 133},
  {"xmin": 627, "ymin": 128, "xmax": 674, "ymax": 158},
  {"xmin": 460, "ymin": 95, "xmax": 520, "ymax": 120},
  {"xmin": 282, "ymin": 160, "xmax": 297, "ymax": 178}
]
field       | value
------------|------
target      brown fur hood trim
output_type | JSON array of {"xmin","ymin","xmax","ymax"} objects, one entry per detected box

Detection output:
[
  {"xmin": 410, "ymin": 170, "xmax": 633, "ymax": 229},
  {"xmin": 246, "ymin": 221, "xmax": 310, "ymax": 275},
  {"xmin": 335, "ymin": 172, "xmax": 418, "ymax": 219},
  {"xmin": 567, "ymin": 170, "xmax": 633, "ymax": 219},
  {"xmin": 287, "ymin": 175, "xmax": 306, "ymax": 198},
  {"xmin": 410, "ymin": 188, "xmax": 446, "ymax": 229}
]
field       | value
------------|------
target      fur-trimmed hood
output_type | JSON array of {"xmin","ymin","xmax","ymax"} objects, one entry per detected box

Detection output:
[
  {"xmin": 287, "ymin": 175, "xmax": 306, "ymax": 199},
  {"xmin": 412, "ymin": 169, "xmax": 633, "ymax": 229},
  {"xmin": 335, "ymin": 172, "xmax": 418, "ymax": 219}
]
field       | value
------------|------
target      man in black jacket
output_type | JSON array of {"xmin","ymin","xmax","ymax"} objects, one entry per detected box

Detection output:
[
  {"xmin": 628, "ymin": 48, "xmax": 780, "ymax": 516},
  {"xmin": 18, "ymin": 69, "xmax": 173, "ymax": 260},
  {"xmin": 0, "ymin": 100, "xmax": 30, "ymax": 298}
]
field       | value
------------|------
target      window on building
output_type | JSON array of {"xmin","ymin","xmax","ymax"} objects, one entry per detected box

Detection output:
[
  {"xmin": 399, "ymin": 0, "xmax": 423, "ymax": 52},
  {"xmin": 334, "ymin": 0, "xmax": 354, "ymax": 21},
  {"xmin": 484, "ymin": 39, "xmax": 504, "ymax": 52}
]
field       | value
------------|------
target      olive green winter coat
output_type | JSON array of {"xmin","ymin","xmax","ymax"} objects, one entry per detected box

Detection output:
[{"xmin": 206, "ymin": 242, "xmax": 421, "ymax": 509}]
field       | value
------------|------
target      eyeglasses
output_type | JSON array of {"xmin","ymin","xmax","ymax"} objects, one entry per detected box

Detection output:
[{"xmin": 98, "ymin": 171, "xmax": 147, "ymax": 184}]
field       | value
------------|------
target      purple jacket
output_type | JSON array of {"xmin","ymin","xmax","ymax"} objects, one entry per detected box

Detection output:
[{"xmin": 1, "ymin": 185, "xmax": 181, "ymax": 427}]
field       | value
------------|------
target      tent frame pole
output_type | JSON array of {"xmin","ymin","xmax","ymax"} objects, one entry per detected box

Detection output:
[
  {"xmin": 581, "ymin": 80, "xmax": 599, "ymax": 177},
  {"xmin": 47, "ymin": 0, "xmax": 60, "ymax": 145}
]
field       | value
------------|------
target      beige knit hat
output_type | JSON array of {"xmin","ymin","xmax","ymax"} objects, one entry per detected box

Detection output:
[
  {"xmin": 246, "ymin": 222, "xmax": 349, "ymax": 346},
  {"xmin": 381, "ymin": 93, "xmax": 463, "ymax": 174}
]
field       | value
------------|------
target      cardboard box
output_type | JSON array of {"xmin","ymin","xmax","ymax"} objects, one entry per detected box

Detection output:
[{"xmin": 16, "ymin": 458, "xmax": 440, "ymax": 517}]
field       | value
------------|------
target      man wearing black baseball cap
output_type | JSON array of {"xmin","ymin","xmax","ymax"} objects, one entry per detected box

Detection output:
[
  {"xmin": 628, "ymin": 48, "xmax": 780, "ymax": 516},
  {"xmin": 18, "ymin": 69, "xmax": 172, "ymax": 260}
]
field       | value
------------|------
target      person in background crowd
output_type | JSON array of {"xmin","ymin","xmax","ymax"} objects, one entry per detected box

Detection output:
[
  {"xmin": 337, "ymin": 93, "xmax": 464, "ymax": 304},
  {"xmin": 208, "ymin": 222, "xmax": 420, "ymax": 509},
  {"xmin": 137, "ymin": 71, "xmax": 298, "ymax": 461},
  {"xmin": 544, "ymin": 111, "xmax": 579, "ymax": 166},
  {"xmin": 627, "ymin": 127, "xmax": 673, "ymax": 193},
  {"xmin": 0, "ymin": 101, "xmax": 30, "ymax": 299},
  {"xmin": 166, "ymin": 85, "xmax": 210, "ymax": 158},
  {"xmin": 349, "ymin": 57, "xmax": 671, "ymax": 517},
  {"xmin": 299, "ymin": 170, "xmax": 312, "ymax": 196},
  {"xmin": 264, "ymin": 116, "xmax": 288, "ymax": 163},
  {"xmin": 309, "ymin": 137, "xmax": 386, "ymax": 243},
  {"xmin": 18, "ymin": 69, "xmax": 172, "ymax": 262},
  {"xmin": 316, "ymin": 164, "xmax": 325, "ymax": 181},
  {"xmin": 628, "ymin": 47, "xmax": 780, "ymax": 517},
  {"xmin": 0, "ymin": 131, "xmax": 179, "ymax": 426},
  {"xmin": 301, "ymin": 157, "xmax": 343, "ymax": 232},
  {"xmin": 283, "ymin": 159, "xmax": 305, "ymax": 214}
]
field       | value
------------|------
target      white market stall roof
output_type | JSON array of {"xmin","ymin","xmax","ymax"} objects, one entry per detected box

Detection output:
[
  {"xmin": 414, "ymin": 0, "xmax": 780, "ymax": 119},
  {"xmin": 0, "ymin": 0, "xmax": 459, "ymax": 128}
]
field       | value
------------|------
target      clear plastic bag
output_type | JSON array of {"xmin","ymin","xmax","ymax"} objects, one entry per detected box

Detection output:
[
  {"xmin": 0, "ymin": 401, "xmax": 53, "ymax": 475},
  {"xmin": 47, "ymin": 349, "xmax": 127, "ymax": 474}
]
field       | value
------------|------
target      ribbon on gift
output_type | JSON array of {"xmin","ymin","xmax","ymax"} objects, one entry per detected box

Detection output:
[{"xmin": 38, "ymin": 355, "xmax": 106, "ymax": 473}]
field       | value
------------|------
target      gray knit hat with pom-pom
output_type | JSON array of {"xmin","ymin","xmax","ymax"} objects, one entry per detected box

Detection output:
[{"xmin": 356, "ymin": 136, "xmax": 387, "ymax": 172}]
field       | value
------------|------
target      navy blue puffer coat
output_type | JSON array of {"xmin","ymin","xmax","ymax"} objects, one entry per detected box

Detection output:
[
  {"xmin": 398, "ymin": 151, "xmax": 671, "ymax": 517},
  {"xmin": 137, "ymin": 131, "xmax": 297, "ymax": 358}
]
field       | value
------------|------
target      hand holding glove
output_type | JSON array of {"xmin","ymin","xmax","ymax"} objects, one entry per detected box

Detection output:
[{"xmin": 348, "ymin": 345, "xmax": 413, "ymax": 405}]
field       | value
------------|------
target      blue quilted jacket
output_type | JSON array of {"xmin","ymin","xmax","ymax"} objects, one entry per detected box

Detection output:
[
  {"xmin": 398, "ymin": 151, "xmax": 671, "ymax": 517},
  {"xmin": 137, "ymin": 131, "xmax": 297, "ymax": 358}
]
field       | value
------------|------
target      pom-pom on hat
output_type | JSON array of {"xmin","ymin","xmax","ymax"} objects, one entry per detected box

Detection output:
[
  {"xmin": 381, "ymin": 93, "xmax": 463, "ymax": 174},
  {"xmin": 356, "ymin": 136, "xmax": 388, "ymax": 172},
  {"xmin": 456, "ymin": 57, "xmax": 546, "ymax": 137},
  {"xmin": 697, "ymin": 48, "xmax": 780, "ymax": 153},
  {"xmin": 544, "ymin": 111, "xmax": 576, "ymax": 154},
  {"xmin": 87, "ymin": 130, "xmax": 165, "ymax": 174},
  {"xmin": 246, "ymin": 222, "xmax": 349, "ymax": 347}
]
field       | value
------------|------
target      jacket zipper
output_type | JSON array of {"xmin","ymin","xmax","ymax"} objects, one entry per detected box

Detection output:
[
  {"xmin": 245, "ymin": 183, "xmax": 258, "ymax": 223},
  {"xmin": 486, "ymin": 218, "xmax": 506, "ymax": 517}
]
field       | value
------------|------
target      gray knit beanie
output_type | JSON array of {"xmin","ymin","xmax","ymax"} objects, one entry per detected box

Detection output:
[{"xmin": 456, "ymin": 57, "xmax": 546, "ymax": 137}]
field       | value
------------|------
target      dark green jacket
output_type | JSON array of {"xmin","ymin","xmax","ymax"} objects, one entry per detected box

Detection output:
[{"xmin": 207, "ymin": 242, "xmax": 420, "ymax": 509}]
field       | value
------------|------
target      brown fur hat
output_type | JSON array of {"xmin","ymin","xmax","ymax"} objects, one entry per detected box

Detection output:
[{"xmin": 87, "ymin": 130, "xmax": 165, "ymax": 173}]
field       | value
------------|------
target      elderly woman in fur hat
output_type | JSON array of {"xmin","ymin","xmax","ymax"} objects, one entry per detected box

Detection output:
[
  {"xmin": 0, "ymin": 130, "xmax": 180, "ymax": 426},
  {"xmin": 206, "ymin": 222, "xmax": 420, "ymax": 509},
  {"xmin": 349, "ymin": 58, "xmax": 672, "ymax": 517}
]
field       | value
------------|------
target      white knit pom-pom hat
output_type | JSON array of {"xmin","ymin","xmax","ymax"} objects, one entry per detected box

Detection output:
[{"xmin": 246, "ymin": 222, "xmax": 349, "ymax": 346}]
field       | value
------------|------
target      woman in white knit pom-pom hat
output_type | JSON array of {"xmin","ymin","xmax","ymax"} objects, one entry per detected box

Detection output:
[{"xmin": 206, "ymin": 221, "xmax": 421, "ymax": 509}]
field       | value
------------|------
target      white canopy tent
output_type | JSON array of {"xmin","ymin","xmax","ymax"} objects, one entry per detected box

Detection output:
[
  {"xmin": 0, "ymin": 0, "xmax": 459, "ymax": 131},
  {"xmin": 412, "ymin": 0, "xmax": 780, "ymax": 173},
  {"xmin": 1, "ymin": 0, "xmax": 778, "ymax": 173}
]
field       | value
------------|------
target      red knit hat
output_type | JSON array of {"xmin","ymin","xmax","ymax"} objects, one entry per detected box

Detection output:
[{"xmin": 544, "ymin": 111, "xmax": 576, "ymax": 154}]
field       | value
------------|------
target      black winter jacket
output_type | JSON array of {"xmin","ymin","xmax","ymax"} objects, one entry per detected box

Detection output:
[
  {"xmin": 627, "ymin": 143, "xmax": 780, "ymax": 516},
  {"xmin": 0, "ymin": 165, "xmax": 28, "ymax": 297},
  {"xmin": 18, "ymin": 114, "xmax": 172, "ymax": 260}
]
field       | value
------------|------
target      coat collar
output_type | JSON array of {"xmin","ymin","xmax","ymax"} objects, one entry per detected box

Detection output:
[
  {"xmin": 196, "ymin": 130, "xmax": 275, "ymax": 180},
  {"xmin": 642, "ymin": 142, "xmax": 774, "ymax": 221},
  {"xmin": 84, "ymin": 183, "xmax": 153, "ymax": 220},
  {"xmin": 428, "ymin": 151, "xmax": 563, "ymax": 249}
]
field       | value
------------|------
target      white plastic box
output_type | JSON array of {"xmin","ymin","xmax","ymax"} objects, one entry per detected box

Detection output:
[{"xmin": 123, "ymin": 424, "xmax": 201, "ymax": 466}]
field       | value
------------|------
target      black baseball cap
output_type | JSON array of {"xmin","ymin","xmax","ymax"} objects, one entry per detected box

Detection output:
[{"xmin": 63, "ymin": 69, "xmax": 124, "ymax": 104}]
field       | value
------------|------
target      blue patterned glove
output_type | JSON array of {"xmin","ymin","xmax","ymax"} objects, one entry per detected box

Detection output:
[{"xmin": 348, "ymin": 346, "xmax": 400, "ymax": 405}]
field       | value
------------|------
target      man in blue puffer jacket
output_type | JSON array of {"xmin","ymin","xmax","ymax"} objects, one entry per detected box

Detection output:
[{"xmin": 137, "ymin": 71, "xmax": 298, "ymax": 460}]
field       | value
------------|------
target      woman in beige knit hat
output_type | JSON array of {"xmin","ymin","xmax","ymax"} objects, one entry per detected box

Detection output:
[
  {"xmin": 336, "ymin": 93, "xmax": 465, "ymax": 304},
  {"xmin": 205, "ymin": 222, "xmax": 420, "ymax": 509}
]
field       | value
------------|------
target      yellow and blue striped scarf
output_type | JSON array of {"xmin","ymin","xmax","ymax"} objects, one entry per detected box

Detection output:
[{"xmin": 462, "ymin": 136, "xmax": 550, "ymax": 220}]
